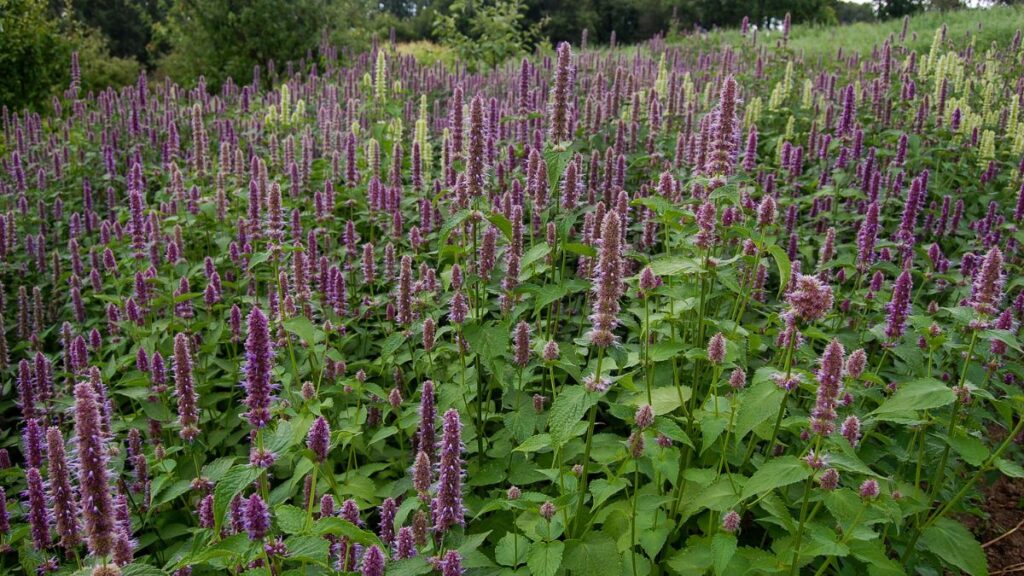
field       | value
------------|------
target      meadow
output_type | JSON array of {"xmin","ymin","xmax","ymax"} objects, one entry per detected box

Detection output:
[{"xmin": 1, "ymin": 10, "xmax": 1024, "ymax": 576}]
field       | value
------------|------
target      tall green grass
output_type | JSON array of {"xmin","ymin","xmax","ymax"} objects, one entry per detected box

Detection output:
[{"xmin": 674, "ymin": 5, "xmax": 1023, "ymax": 57}]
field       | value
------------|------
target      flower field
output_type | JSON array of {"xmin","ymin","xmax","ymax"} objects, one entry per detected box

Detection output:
[{"xmin": 2, "ymin": 14, "xmax": 1024, "ymax": 576}]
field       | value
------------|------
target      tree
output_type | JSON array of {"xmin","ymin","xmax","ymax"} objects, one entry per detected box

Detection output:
[
  {"xmin": 0, "ymin": 0, "xmax": 72, "ymax": 110},
  {"xmin": 158, "ymin": 0, "xmax": 329, "ymax": 89}
]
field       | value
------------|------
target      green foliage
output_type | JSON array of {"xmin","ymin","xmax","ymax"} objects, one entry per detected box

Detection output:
[
  {"xmin": 433, "ymin": 0, "xmax": 543, "ymax": 70},
  {"xmin": 0, "ymin": 0, "xmax": 71, "ymax": 110},
  {"xmin": 156, "ymin": 0, "xmax": 329, "ymax": 89}
]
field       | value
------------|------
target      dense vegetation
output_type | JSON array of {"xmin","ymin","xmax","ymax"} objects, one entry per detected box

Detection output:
[
  {"xmin": 4, "ymin": 0, "xmax": 1022, "ymax": 111},
  {"xmin": 2, "ymin": 7, "xmax": 1024, "ymax": 576}
]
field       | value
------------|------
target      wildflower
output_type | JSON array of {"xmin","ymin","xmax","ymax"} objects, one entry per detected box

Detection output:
[
  {"xmin": 811, "ymin": 339, "xmax": 845, "ymax": 436},
  {"xmin": 395, "ymin": 527, "xmax": 417, "ymax": 559},
  {"xmin": 431, "ymin": 409, "xmax": 465, "ymax": 535},
  {"xmin": 707, "ymin": 332, "xmax": 727, "ymax": 364},
  {"xmin": 75, "ymin": 381, "xmax": 117, "ymax": 556},
  {"xmin": 859, "ymin": 479, "xmax": 880, "ymax": 499},
  {"xmin": 841, "ymin": 415, "xmax": 861, "ymax": 447},
  {"xmin": 729, "ymin": 368, "xmax": 747, "ymax": 390},
  {"xmin": 787, "ymin": 274, "xmax": 834, "ymax": 322},
  {"xmin": 970, "ymin": 246, "xmax": 1004, "ymax": 316},
  {"xmin": 46, "ymin": 427, "xmax": 80, "ymax": 550},
  {"xmin": 173, "ymin": 333, "xmax": 200, "ymax": 441},
  {"xmin": 588, "ymin": 211, "xmax": 623, "ymax": 347},
  {"xmin": 885, "ymin": 270, "xmax": 913, "ymax": 340},
  {"xmin": 635, "ymin": 405, "xmax": 654, "ymax": 429},
  {"xmin": 307, "ymin": 417, "xmax": 330, "ymax": 462},
  {"xmin": 512, "ymin": 320, "xmax": 531, "ymax": 368},
  {"xmin": 539, "ymin": 501, "xmax": 556, "ymax": 521},
  {"xmin": 361, "ymin": 545, "xmax": 386, "ymax": 576},
  {"xmin": 243, "ymin": 306, "xmax": 275, "ymax": 428},
  {"xmin": 722, "ymin": 511, "xmax": 741, "ymax": 533},
  {"xmin": 819, "ymin": 468, "xmax": 840, "ymax": 491}
]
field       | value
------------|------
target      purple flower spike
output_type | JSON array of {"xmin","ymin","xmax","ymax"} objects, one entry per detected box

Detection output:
[
  {"xmin": 787, "ymin": 274, "xmax": 833, "ymax": 322},
  {"xmin": 308, "ymin": 416, "xmax": 330, "ymax": 463},
  {"xmin": 75, "ymin": 381, "xmax": 117, "ymax": 557},
  {"xmin": 588, "ymin": 210, "xmax": 623, "ymax": 347},
  {"xmin": 512, "ymin": 320, "xmax": 531, "ymax": 368},
  {"xmin": 174, "ymin": 333, "xmax": 200, "ymax": 441},
  {"xmin": 885, "ymin": 270, "xmax": 913, "ymax": 341},
  {"xmin": 439, "ymin": 550, "xmax": 464, "ymax": 576},
  {"xmin": 707, "ymin": 332, "xmax": 727, "ymax": 364},
  {"xmin": 244, "ymin": 494, "xmax": 271, "ymax": 540},
  {"xmin": 395, "ymin": 526, "xmax": 417, "ymax": 559},
  {"xmin": 378, "ymin": 497, "xmax": 397, "ymax": 546},
  {"xmin": 810, "ymin": 339, "xmax": 845, "ymax": 436},
  {"xmin": 841, "ymin": 415, "xmax": 862, "ymax": 447},
  {"xmin": 361, "ymin": 544, "xmax": 386, "ymax": 576},
  {"xmin": 26, "ymin": 467, "xmax": 51, "ymax": 550},
  {"xmin": 418, "ymin": 380, "xmax": 436, "ymax": 463},
  {"xmin": 722, "ymin": 510, "xmax": 741, "ymax": 533},
  {"xmin": 244, "ymin": 306, "xmax": 275, "ymax": 428},
  {"xmin": 46, "ymin": 427, "xmax": 81, "ymax": 550},
  {"xmin": 431, "ymin": 408, "xmax": 465, "ymax": 536},
  {"xmin": 970, "ymin": 246, "xmax": 1004, "ymax": 316},
  {"xmin": 549, "ymin": 42, "xmax": 573, "ymax": 142}
]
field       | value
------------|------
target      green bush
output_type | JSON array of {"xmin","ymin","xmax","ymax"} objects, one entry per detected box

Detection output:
[
  {"xmin": 433, "ymin": 0, "xmax": 543, "ymax": 71},
  {"xmin": 0, "ymin": 0, "xmax": 71, "ymax": 110},
  {"xmin": 155, "ymin": 0, "xmax": 329, "ymax": 90}
]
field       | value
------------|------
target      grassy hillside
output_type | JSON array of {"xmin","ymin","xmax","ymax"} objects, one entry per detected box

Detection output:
[{"xmin": 675, "ymin": 5, "xmax": 1024, "ymax": 58}]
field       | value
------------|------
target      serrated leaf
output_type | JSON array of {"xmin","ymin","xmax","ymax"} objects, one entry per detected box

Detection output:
[
  {"xmin": 548, "ymin": 386, "xmax": 598, "ymax": 447},
  {"xmin": 284, "ymin": 316, "xmax": 322, "ymax": 344},
  {"xmin": 996, "ymin": 458, "xmax": 1024, "ymax": 478},
  {"xmin": 275, "ymin": 504, "xmax": 308, "ymax": 534},
  {"xmin": 712, "ymin": 532, "xmax": 737, "ymax": 576},
  {"xmin": 767, "ymin": 245, "xmax": 791, "ymax": 297},
  {"xmin": 313, "ymin": 517, "xmax": 383, "ymax": 549},
  {"xmin": 528, "ymin": 540, "xmax": 565, "ymax": 576},
  {"xmin": 589, "ymin": 477, "xmax": 627, "ymax": 509},
  {"xmin": 735, "ymin": 377, "xmax": 785, "ymax": 442},
  {"xmin": 741, "ymin": 456, "xmax": 811, "ymax": 500},
  {"xmin": 386, "ymin": 556, "xmax": 434, "ymax": 576},
  {"xmin": 495, "ymin": 533, "xmax": 531, "ymax": 567},
  {"xmin": 948, "ymin": 431, "xmax": 989, "ymax": 467},
  {"xmin": 284, "ymin": 535, "xmax": 330, "ymax": 565},
  {"xmin": 214, "ymin": 465, "xmax": 263, "ymax": 530},
  {"xmin": 565, "ymin": 531, "xmax": 622, "ymax": 575},
  {"xmin": 514, "ymin": 434, "xmax": 552, "ymax": 453},
  {"xmin": 919, "ymin": 518, "xmax": 988, "ymax": 576},
  {"xmin": 872, "ymin": 378, "xmax": 954, "ymax": 417}
]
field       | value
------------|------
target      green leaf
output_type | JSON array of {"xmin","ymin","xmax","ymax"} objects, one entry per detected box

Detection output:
[
  {"xmin": 565, "ymin": 532, "xmax": 622, "ymax": 576},
  {"xmin": 284, "ymin": 535, "xmax": 330, "ymax": 565},
  {"xmin": 548, "ymin": 386, "xmax": 598, "ymax": 447},
  {"xmin": 589, "ymin": 477, "xmax": 627, "ymax": 509},
  {"xmin": 996, "ymin": 458, "xmax": 1024, "ymax": 478},
  {"xmin": 514, "ymin": 434, "xmax": 552, "ymax": 453},
  {"xmin": 214, "ymin": 465, "xmax": 263, "ymax": 530},
  {"xmin": 275, "ymin": 504, "xmax": 308, "ymax": 535},
  {"xmin": 121, "ymin": 564, "xmax": 169, "ymax": 576},
  {"xmin": 284, "ymin": 316, "xmax": 322, "ymax": 344},
  {"xmin": 767, "ymin": 245, "xmax": 791, "ymax": 297},
  {"xmin": 871, "ymin": 378, "xmax": 954, "ymax": 417},
  {"xmin": 486, "ymin": 212, "xmax": 513, "ymax": 240},
  {"xmin": 741, "ymin": 456, "xmax": 811, "ymax": 500},
  {"xmin": 712, "ymin": 532, "xmax": 737, "ymax": 576},
  {"xmin": 527, "ymin": 540, "xmax": 565, "ymax": 576},
  {"xmin": 735, "ymin": 376, "xmax": 784, "ymax": 442},
  {"xmin": 562, "ymin": 242, "xmax": 597, "ymax": 257},
  {"xmin": 386, "ymin": 556, "xmax": 434, "ymax": 576},
  {"xmin": 495, "ymin": 533, "xmax": 531, "ymax": 567},
  {"xmin": 313, "ymin": 517, "xmax": 384, "ymax": 550},
  {"xmin": 647, "ymin": 385, "xmax": 691, "ymax": 415},
  {"xmin": 919, "ymin": 517, "xmax": 988, "ymax": 576},
  {"xmin": 948, "ymin": 431, "xmax": 989, "ymax": 467}
]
